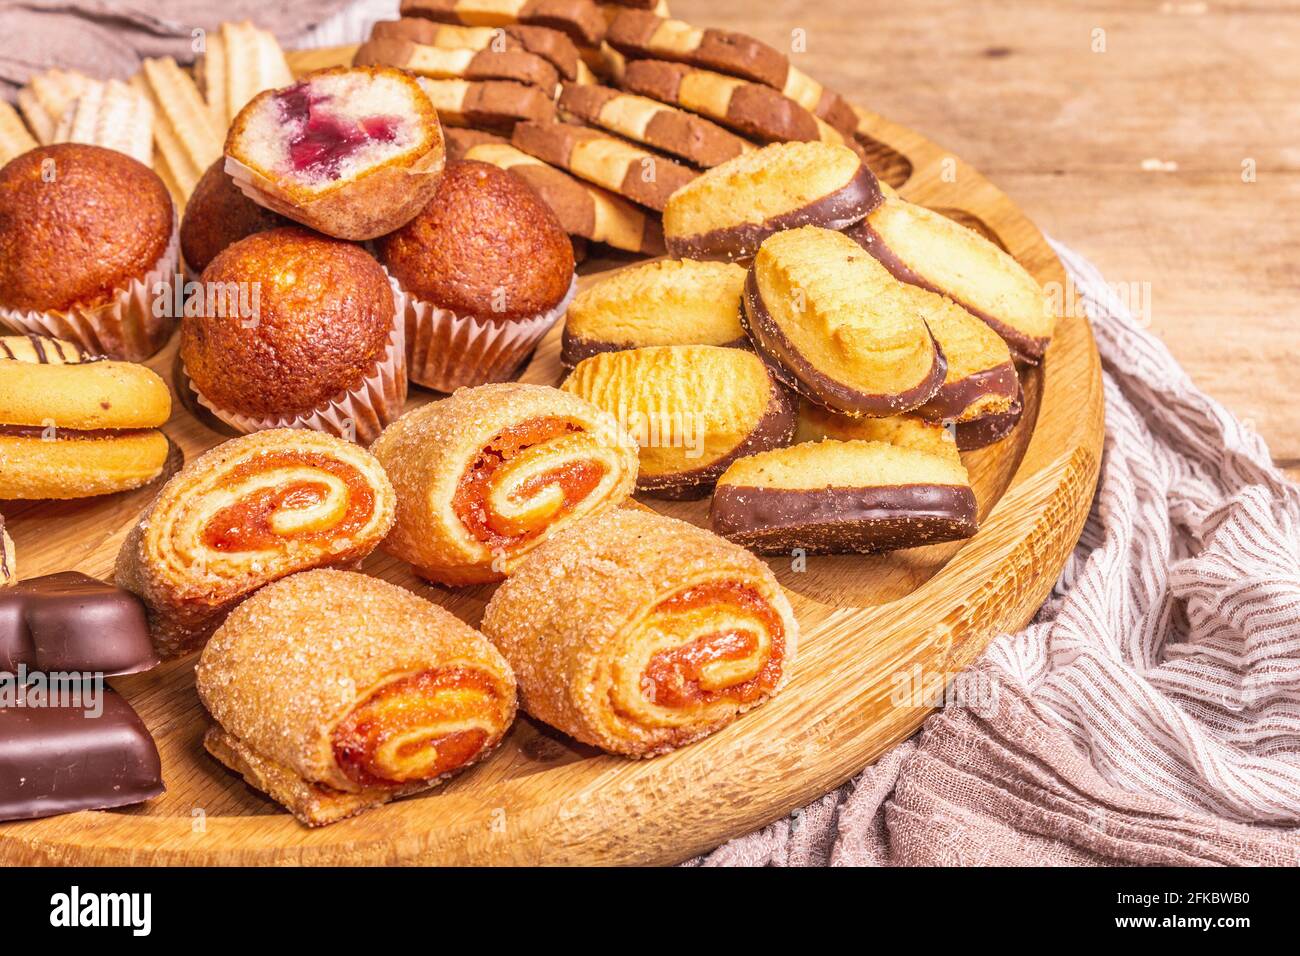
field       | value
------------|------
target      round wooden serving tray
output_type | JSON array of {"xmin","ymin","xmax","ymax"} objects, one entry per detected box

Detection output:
[{"xmin": 0, "ymin": 49, "xmax": 1103, "ymax": 865}]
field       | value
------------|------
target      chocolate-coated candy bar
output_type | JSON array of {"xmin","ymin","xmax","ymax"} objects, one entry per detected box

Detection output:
[
  {"xmin": 0, "ymin": 571, "xmax": 159, "ymax": 676},
  {"xmin": 0, "ymin": 682, "xmax": 163, "ymax": 821}
]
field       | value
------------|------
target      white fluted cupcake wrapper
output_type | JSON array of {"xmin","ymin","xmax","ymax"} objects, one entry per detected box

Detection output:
[
  {"xmin": 188, "ymin": 315, "xmax": 408, "ymax": 447},
  {"xmin": 0, "ymin": 221, "xmax": 180, "ymax": 362},
  {"xmin": 392, "ymin": 272, "xmax": 576, "ymax": 393}
]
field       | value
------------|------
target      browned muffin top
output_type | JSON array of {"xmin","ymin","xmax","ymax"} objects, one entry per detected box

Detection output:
[
  {"xmin": 180, "ymin": 160, "xmax": 289, "ymax": 274},
  {"xmin": 376, "ymin": 160, "xmax": 574, "ymax": 321},
  {"xmin": 181, "ymin": 227, "xmax": 395, "ymax": 419},
  {"xmin": 0, "ymin": 144, "xmax": 174, "ymax": 313}
]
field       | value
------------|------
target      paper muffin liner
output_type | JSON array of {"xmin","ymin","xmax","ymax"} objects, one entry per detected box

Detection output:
[
  {"xmin": 187, "ymin": 314, "xmax": 407, "ymax": 447},
  {"xmin": 393, "ymin": 272, "xmax": 577, "ymax": 393},
  {"xmin": 0, "ymin": 221, "xmax": 180, "ymax": 362}
]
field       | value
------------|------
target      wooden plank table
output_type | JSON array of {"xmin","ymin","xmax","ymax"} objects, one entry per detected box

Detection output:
[{"xmin": 675, "ymin": 0, "xmax": 1300, "ymax": 479}]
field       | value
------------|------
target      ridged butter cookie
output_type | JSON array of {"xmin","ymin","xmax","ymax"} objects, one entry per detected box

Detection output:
[
  {"xmin": 664, "ymin": 141, "xmax": 880, "ymax": 262},
  {"xmin": 743, "ymin": 226, "xmax": 945, "ymax": 417},
  {"xmin": 561, "ymin": 259, "xmax": 747, "ymax": 366},
  {"xmin": 562, "ymin": 344, "xmax": 796, "ymax": 499},
  {"xmin": 710, "ymin": 439, "xmax": 978, "ymax": 555}
]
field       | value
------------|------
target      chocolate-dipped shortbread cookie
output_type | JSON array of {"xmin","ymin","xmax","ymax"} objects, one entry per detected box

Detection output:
[
  {"xmin": 561, "ymin": 259, "xmax": 747, "ymax": 366},
  {"xmin": 511, "ymin": 120, "xmax": 697, "ymax": 210},
  {"xmin": 558, "ymin": 83, "xmax": 753, "ymax": 167},
  {"xmin": 795, "ymin": 401, "xmax": 960, "ymax": 465},
  {"xmin": 850, "ymin": 196, "xmax": 1055, "ymax": 362},
  {"xmin": 604, "ymin": 9, "xmax": 858, "ymax": 135},
  {"xmin": 913, "ymin": 304, "xmax": 1021, "ymax": 436},
  {"xmin": 664, "ymin": 141, "xmax": 880, "ymax": 261},
  {"xmin": 743, "ymin": 226, "xmax": 945, "ymax": 417},
  {"xmin": 562, "ymin": 344, "xmax": 796, "ymax": 499},
  {"xmin": 710, "ymin": 439, "xmax": 978, "ymax": 555}
]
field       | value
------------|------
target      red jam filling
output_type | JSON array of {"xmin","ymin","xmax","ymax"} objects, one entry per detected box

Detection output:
[
  {"xmin": 332, "ymin": 668, "xmax": 501, "ymax": 787},
  {"xmin": 451, "ymin": 418, "xmax": 606, "ymax": 551},
  {"xmin": 275, "ymin": 83, "xmax": 401, "ymax": 179},
  {"xmin": 641, "ymin": 582, "xmax": 785, "ymax": 708},
  {"xmin": 199, "ymin": 452, "xmax": 375, "ymax": 552}
]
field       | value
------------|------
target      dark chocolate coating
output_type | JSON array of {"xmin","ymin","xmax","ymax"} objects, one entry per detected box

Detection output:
[
  {"xmin": 955, "ymin": 385, "xmax": 1025, "ymax": 451},
  {"xmin": 742, "ymin": 269, "xmax": 946, "ymax": 417},
  {"xmin": 0, "ymin": 572, "xmax": 159, "ymax": 676},
  {"xmin": 667, "ymin": 163, "xmax": 882, "ymax": 263},
  {"xmin": 710, "ymin": 482, "xmax": 978, "ymax": 554},
  {"xmin": 848, "ymin": 220, "xmax": 1049, "ymax": 363},
  {"xmin": 914, "ymin": 361, "xmax": 1020, "ymax": 423},
  {"xmin": 0, "ymin": 683, "xmax": 163, "ymax": 821},
  {"xmin": 636, "ymin": 372, "xmax": 799, "ymax": 499}
]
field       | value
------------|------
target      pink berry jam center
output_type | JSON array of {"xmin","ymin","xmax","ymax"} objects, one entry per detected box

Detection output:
[{"xmin": 275, "ymin": 83, "xmax": 401, "ymax": 179}]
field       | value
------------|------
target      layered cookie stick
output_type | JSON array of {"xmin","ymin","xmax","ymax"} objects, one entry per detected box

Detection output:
[
  {"xmin": 444, "ymin": 129, "xmax": 665, "ymax": 253},
  {"xmin": 372, "ymin": 383, "xmax": 638, "ymax": 586},
  {"xmin": 50, "ymin": 78, "xmax": 154, "ymax": 166},
  {"xmin": 850, "ymin": 197, "xmax": 1055, "ymax": 362},
  {"xmin": 620, "ymin": 59, "xmax": 851, "ymax": 149},
  {"xmin": 561, "ymin": 258, "xmax": 747, "ymax": 366},
  {"xmin": 115, "ymin": 429, "xmax": 396, "ymax": 658},
  {"xmin": 0, "ymin": 336, "xmax": 172, "ymax": 500},
  {"xmin": 132, "ymin": 57, "xmax": 225, "ymax": 206},
  {"xmin": 710, "ymin": 439, "xmax": 978, "ymax": 554},
  {"xmin": 482, "ymin": 508, "xmax": 797, "ymax": 757},
  {"xmin": 417, "ymin": 77, "xmax": 557, "ymax": 132},
  {"xmin": 0, "ymin": 102, "xmax": 37, "ymax": 167},
  {"xmin": 743, "ymin": 227, "xmax": 945, "ymax": 417},
  {"xmin": 562, "ymin": 344, "xmax": 796, "ymax": 498},
  {"xmin": 511, "ymin": 120, "xmax": 696, "ymax": 210},
  {"xmin": 372, "ymin": 18, "xmax": 585, "ymax": 81},
  {"xmin": 197, "ymin": 570, "xmax": 517, "ymax": 826},
  {"xmin": 558, "ymin": 83, "xmax": 753, "ymax": 167},
  {"xmin": 401, "ymin": 0, "xmax": 607, "ymax": 46},
  {"xmin": 606, "ymin": 9, "xmax": 858, "ymax": 135},
  {"xmin": 664, "ymin": 141, "xmax": 881, "ymax": 261},
  {"xmin": 198, "ymin": 20, "xmax": 295, "ymax": 131},
  {"xmin": 355, "ymin": 37, "xmax": 560, "ymax": 90}
]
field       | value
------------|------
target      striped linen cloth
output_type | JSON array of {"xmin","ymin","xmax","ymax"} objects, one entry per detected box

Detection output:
[{"xmin": 693, "ymin": 241, "xmax": 1300, "ymax": 866}]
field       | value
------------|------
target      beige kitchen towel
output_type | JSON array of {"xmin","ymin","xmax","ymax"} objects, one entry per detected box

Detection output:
[
  {"xmin": 693, "ymin": 241, "xmax": 1300, "ymax": 866},
  {"xmin": 0, "ymin": 0, "xmax": 398, "ymax": 96}
]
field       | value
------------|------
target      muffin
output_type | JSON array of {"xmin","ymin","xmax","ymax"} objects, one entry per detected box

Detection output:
[
  {"xmin": 180, "ymin": 227, "xmax": 405, "ymax": 445},
  {"xmin": 224, "ymin": 66, "xmax": 446, "ymax": 241},
  {"xmin": 180, "ymin": 160, "xmax": 289, "ymax": 275},
  {"xmin": 0, "ymin": 144, "xmax": 177, "ymax": 361},
  {"xmin": 376, "ymin": 159, "xmax": 576, "ymax": 392}
]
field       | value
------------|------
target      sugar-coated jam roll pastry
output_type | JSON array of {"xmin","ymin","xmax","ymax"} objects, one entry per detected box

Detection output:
[
  {"xmin": 0, "ymin": 335, "xmax": 172, "ymax": 500},
  {"xmin": 912, "ymin": 307, "xmax": 1025, "ymax": 450},
  {"xmin": 561, "ymin": 259, "xmax": 746, "ymax": 366},
  {"xmin": 744, "ymin": 227, "xmax": 945, "ymax": 417},
  {"xmin": 372, "ymin": 383, "xmax": 638, "ymax": 586},
  {"xmin": 197, "ymin": 570, "xmax": 517, "ymax": 826},
  {"xmin": 224, "ymin": 66, "xmax": 446, "ymax": 240},
  {"xmin": 710, "ymin": 439, "xmax": 978, "ymax": 555},
  {"xmin": 482, "ymin": 509, "xmax": 796, "ymax": 757},
  {"xmin": 562, "ymin": 345, "xmax": 797, "ymax": 499},
  {"xmin": 850, "ymin": 196, "xmax": 1055, "ymax": 363},
  {"xmin": 664, "ymin": 142, "xmax": 881, "ymax": 262},
  {"xmin": 115, "ymin": 429, "xmax": 396, "ymax": 659}
]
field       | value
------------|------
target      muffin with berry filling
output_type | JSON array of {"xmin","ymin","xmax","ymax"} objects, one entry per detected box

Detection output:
[{"xmin": 225, "ymin": 66, "xmax": 445, "ymax": 241}]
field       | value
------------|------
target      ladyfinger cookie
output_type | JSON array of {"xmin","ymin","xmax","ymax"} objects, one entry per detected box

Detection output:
[
  {"xmin": 606, "ymin": 10, "xmax": 858, "ymax": 135},
  {"xmin": 355, "ymin": 37, "xmax": 560, "ymax": 90},
  {"xmin": 373, "ymin": 18, "xmax": 584, "ymax": 80},
  {"xmin": 558, "ymin": 82, "xmax": 753, "ymax": 167},
  {"xmin": 417, "ymin": 77, "xmax": 558, "ymax": 132},
  {"xmin": 444, "ymin": 129, "xmax": 664, "ymax": 253},
  {"xmin": 511, "ymin": 120, "xmax": 696, "ymax": 210},
  {"xmin": 401, "ymin": 0, "xmax": 607, "ymax": 46}
]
